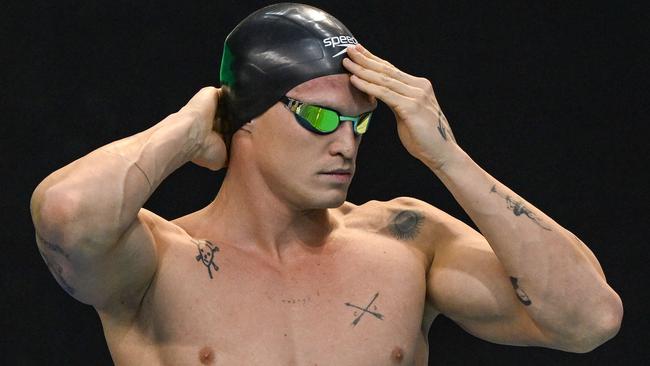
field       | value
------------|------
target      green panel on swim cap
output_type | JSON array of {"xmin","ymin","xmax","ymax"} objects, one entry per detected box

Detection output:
[{"xmin": 219, "ymin": 43, "xmax": 235, "ymax": 86}]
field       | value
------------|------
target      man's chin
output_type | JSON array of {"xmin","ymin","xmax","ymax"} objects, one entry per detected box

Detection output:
[{"xmin": 311, "ymin": 191, "xmax": 348, "ymax": 210}]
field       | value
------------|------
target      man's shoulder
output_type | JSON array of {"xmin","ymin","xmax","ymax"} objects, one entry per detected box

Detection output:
[
  {"xmin": 338, "ymin": 197, "xmax": 456, "ymax": 235},
  {"xmin": 340, "ymin": 197, "xmax": 458, "ymax": 264},
  {"xmin": 350, "ymin": 197, "xmax": 475, "ymax": 243},
  {"xmin": 345, "ymin": 196, "xmax": 447, "ymax": 219}
]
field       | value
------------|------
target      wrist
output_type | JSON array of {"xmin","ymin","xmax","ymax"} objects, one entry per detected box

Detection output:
[
  {"xmin": 161, "ymin": 111, "xmax": 209, "ymax": 162},
  {"xmin": 170, "ymin": 110, "xmax": 228, "ymax": 171},
  {"xmin": 419, "ymin": 144, "xmax": 470, "ymax": 175}
]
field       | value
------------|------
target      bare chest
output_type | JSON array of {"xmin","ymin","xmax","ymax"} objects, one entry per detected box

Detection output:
[{"xmin": 133, "ymin": 230, "xmax": 429, "ymax": 365}]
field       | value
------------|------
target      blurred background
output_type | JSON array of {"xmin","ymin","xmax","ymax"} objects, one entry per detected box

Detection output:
[{"xmin": 2, "ymin": 1, "xmax": 647, "ymax": 364}]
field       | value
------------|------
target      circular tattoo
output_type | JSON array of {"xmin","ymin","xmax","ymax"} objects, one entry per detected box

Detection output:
[{"xmin": 389, "ymin": 210, "xmax": 424, "ymax": 240}]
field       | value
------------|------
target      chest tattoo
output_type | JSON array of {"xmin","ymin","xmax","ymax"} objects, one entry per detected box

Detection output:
[
  {"xmin": 388, "ymin": 210, "xmax": 424, "ymax": 240},
  {"xmin": 193, "ymin": 239, "xmax": 220, "ymax": 279},
  {"xmin": 345, "ymin": 292, "xmax": 385, "ymax": 326}
]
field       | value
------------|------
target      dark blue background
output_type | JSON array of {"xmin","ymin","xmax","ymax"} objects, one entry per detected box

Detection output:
[{"xmin": 2, "ymin": 1, "xmax": 647, "ymax": 364}]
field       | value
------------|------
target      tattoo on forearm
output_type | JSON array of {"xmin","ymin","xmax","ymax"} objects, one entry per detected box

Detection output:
[
  {"xmin": 436, "ymin": 109, "xmax": 456, "ymax": 143},
  {"xmin": 41, "ymin": 238, "xmax": 70, "ymax": 259},
  {"xmin": 388, "ymin": 210, "xmax": 424, "ymax": 240},
  {"xmin": 36, "ymin": 234, "xmax": 75, "ymax": 295},
  {"xmin": 39, "ymin": 248, "xmax": 76, "ymax": 295},
  {"xmin": 509, "ymin": 276, "xmax": 532, "ymax": 306},
  {"xmin": 345, "ymin": 292, "xmax": 384, "ymax": 327},
  {"xmin": 490, "ymin": 185, "xmax": 552, "ymax": 231},
  {"xmin": 36, "ymin": 235, "xmax": 75, "ymax": 295},
  {"xmin": 194, "ymin": 239, "xmax": 220, "ymax": 279}
]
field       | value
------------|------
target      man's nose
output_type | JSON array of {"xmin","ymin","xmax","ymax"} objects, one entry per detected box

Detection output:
[{"xmin": 328, "ymin": 121, "xmax": 358, "ymax": 159}]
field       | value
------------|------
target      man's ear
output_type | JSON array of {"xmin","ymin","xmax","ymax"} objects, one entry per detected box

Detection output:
[{"xmin": 240, "ymin": 119, "xmax": 256, "ymax": 133}]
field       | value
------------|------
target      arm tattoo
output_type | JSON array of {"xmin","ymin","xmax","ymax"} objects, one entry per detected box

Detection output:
[
  {"xmin": 436, "ymin": 109, "xmax": 456, "ymax": 143},
  {"xmin": 41, "ymin": 237, "xmax": 70, "ymax": 259},
  {"xmin": 193, "ymin": 239, "xmax": 220, "ymax": 279},
  {"xmin": 509, "ymin": 276, "xmax": 532, "ymax": 306},
  {"xmin": 345, "ymin": 292, "xmax": 385, "ymax": 327},
  {"xmin": 36, "ymin": 234, "xmax": 75, "ymax": 295},
  {"xmin": 388, "ymin": 210, "xmax": 424, "ymax": 240},
  {"xmin": 490, "ymin": 185, "xmax": 552, "ymax": 231}
]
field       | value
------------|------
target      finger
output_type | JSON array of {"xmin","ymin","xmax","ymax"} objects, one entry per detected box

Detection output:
[
  {"xmin": 349, "ymin": 73, "xmax": 417, "ymax": 113},
  {"xmin": 347, "ymin": 45, "xmax": 420, "ymax": 86},
  {"xmin": 343, "ymin": 57, "xmax": 420, "ymax": 98},
  {"xmin": 356, "ymin": 44, "xmax": 395, "ymax": 68},
  {"xmin": 352, "ymin": 45, "xmax": 435, "ymax": 93}
]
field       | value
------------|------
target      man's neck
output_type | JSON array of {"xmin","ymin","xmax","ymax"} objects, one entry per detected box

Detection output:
[{"xmin": 203, "ymin": 169, "xmax": 339, "ymax": 262}]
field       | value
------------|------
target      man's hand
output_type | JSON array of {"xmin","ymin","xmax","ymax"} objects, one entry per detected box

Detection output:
[
  {"xmin": 179, "ymin": 87, "xmax": 228, "ymax": 171},
  {"xmin": 343, "ymin": 44, "xmax": 457, "ymax": 170}
]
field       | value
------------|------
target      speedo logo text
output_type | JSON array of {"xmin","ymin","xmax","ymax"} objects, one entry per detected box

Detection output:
[{"xmin": 323, "ymin": 36, "xmax": 358, "ymax": 57}]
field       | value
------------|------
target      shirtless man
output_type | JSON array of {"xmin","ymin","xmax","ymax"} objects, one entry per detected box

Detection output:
[{"xmin": 30, "ymin": 4, "xmax": 622, "ymax": 365}]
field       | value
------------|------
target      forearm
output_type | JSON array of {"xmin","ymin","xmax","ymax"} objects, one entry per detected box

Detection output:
[
  {"xmin": 31, "ymin": 111, "xmax": 203, "ymax": 247},
  {"xmin": 425, "ymin": 146, "xmax": 622, "ymax": 347}
]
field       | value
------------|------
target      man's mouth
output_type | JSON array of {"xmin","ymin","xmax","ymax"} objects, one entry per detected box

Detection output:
[
  {"xmin": 321, "ymin": 169, "xmax": 352, "ymax": 175},
  {"xmin": 319, "ymin": 169, "xmax": 352, "ymax": 184},
  {"xmin": 319, "ymin": 169, "xmax": 353, "ymax": 182}
]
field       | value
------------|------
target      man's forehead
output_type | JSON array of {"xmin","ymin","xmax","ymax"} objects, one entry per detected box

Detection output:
[
  {"xmin": 291, "ymin": 74, "xmax": 349, "ymax": 91},
  {"xmin": 287, "ymin": 74, "xmax": 376, "ymax": 114}
]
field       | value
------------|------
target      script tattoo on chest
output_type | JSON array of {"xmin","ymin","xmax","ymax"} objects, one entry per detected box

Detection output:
[
  {"xmin": 193, "ymin": 239, "xmax": 220, "ymax": 279},
  {"xmin": 345, "ymin": 292, "xmax": 385, "ymax": 327},
  {"xmin": 388, "ymin": 210, "xmax": 424, "ymax": 240}
]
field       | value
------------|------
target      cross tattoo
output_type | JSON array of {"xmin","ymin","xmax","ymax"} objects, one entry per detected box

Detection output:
[{"xmin": 345, "ymin": 292, "xmax": 384, "ymax": 326}]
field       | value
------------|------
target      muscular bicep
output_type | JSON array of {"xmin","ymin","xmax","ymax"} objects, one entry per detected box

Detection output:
[
  {"xmin": 426, "ymin": 218, "xmax": 552, "ymax": 347},
  {"xmin": 35, "ymin": 209, "xmax": 158, "ymax": 310}
]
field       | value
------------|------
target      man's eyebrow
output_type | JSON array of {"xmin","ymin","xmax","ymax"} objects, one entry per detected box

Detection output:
[
  {"xmin": 319, "ymin": 101, "xmax": 375, "ymax": 116},
  {"xmin": 293, "ymin": 98, "xmax": 341, "ymax": 113},
  {"xmin": 299, "ymin": 98, "xmax": 337, "ymax": 110},
  {"xmin": 292, "ymin": 96, "xmax": 374, "ymax": 116}
]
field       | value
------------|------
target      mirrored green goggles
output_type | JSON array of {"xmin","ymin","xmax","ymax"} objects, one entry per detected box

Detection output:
[{"xmin": 280, "ymin": 96, "xmax": 372, "ymax": 135}]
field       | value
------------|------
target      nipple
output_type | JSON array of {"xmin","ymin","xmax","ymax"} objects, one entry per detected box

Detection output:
[
  {"xmin": 199, "ymin": 346, "xmax": 215, "ymax": 365},
  {"xmin": 390, "ymin": 346, "xmax": 404, "ymax": 363}
]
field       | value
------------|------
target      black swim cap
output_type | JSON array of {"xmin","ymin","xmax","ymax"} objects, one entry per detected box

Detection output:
[{"xmin": 219, "ymin": 3, "xmax": 358, "ymax": 134}]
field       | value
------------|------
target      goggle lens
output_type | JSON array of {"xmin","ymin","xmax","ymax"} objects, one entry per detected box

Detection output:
[
  {"xmin": 355, "ymin": 113, "xmax": 371, "ymax": 134},
  {"xmin": 296, "ymin": 104, "xmax": 340, "ymax": 133},
  {"xmin": 286, "ymin": 97, "xmax": 372, "ymax": 135}
]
